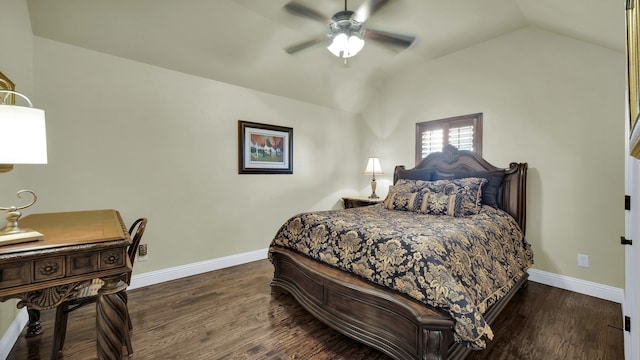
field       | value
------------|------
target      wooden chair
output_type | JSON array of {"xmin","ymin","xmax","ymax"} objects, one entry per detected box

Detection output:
[{"xmin": 51, "ymin": 217, "xmax": 148, "ymax": 358}]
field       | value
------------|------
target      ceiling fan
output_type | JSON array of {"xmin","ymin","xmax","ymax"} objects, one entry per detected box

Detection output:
[{"xmin": 283, "ymin": 0, "xmax": 416, "ymax": 59}]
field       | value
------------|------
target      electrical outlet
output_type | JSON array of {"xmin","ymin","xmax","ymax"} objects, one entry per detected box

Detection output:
[
  {"xmin": 138, "ymin": 243, "xmax": 148, "ymax": 261},
  {"xmin": 577, "ymin": 254, "xmax": 589, "ymax": 268}
]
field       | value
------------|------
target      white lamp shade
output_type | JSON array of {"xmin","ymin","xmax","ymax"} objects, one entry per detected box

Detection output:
[
  {"xmin": 364, "ymin": 157, "xmax": 383, "ymax": 175},
  {"xmin": 0, "ymin": 104, "xmax": 47, "ymax": 164}
]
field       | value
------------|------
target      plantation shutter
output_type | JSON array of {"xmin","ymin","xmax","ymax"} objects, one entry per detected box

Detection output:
[
  {"xmin": 448, "ymin": 124, "xmax": 474, "ymax": 151},
  {"xmin": 420, "ymin": 129, "xmax": 444, "ymax": 155},
  {"xmin": 415, "ymin": 113, "xmax": 483, "ymax": 164}
]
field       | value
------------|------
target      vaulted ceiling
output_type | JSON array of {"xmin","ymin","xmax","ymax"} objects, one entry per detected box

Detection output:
[{"xmin": 26, "ymin": 0, "xmax": 624, "ymax": 113}]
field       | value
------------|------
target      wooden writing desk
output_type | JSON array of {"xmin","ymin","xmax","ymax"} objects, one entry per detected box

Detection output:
[{"xmin": 0, "ymin": 209, "xmax": 132, "ymax": 360}]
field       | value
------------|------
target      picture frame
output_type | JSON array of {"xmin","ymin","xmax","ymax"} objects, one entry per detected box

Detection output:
[
  {"xmin": 238, "ymin": 120, "xmax": 293, "ymax": 174},
  {"xmin": 627, "ymin": 0, "xmax": 640, "ymax": 158}
]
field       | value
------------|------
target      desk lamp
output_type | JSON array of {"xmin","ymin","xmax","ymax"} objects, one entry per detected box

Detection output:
[
  {"xmin": 0, "ymin": 89, "xmax": 47, "ymax": 245},
  {"xmin": 364, "ymin": 157, "xmax": 383, "ymax": 199}
]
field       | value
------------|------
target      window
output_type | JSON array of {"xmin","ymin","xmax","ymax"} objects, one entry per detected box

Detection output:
[{"xmin": 415, "ymin": 113, "xmax": 483, "ymax": 164}]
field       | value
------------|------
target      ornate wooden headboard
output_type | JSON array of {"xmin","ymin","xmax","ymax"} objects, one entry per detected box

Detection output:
[{"xmin": 393, "ymin": 145, "xmax": 528, "ymax": 234}]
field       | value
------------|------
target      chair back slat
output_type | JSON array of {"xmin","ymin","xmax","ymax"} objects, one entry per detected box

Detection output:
[{"xmin": 127, "ymin": 218, "xmax": 148, "ymax": 265}]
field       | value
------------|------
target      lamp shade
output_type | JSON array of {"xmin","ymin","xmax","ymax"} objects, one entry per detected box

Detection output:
[
  {"xmin": 0, "ymin": 103, "xmax": 47, "ymax": 164},
  {"xmin": 364, "ymin": 157, "xmax": 383, "ymax": 175}
]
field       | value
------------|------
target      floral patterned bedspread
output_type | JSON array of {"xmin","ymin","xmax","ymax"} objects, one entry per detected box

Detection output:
[{"xmin": 269, "ymin": 204, "xmax": 534, "ymax": 349}]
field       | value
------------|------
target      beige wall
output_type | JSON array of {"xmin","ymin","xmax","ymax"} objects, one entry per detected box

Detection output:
[
  {"xmin": 0, "ymin": 3, "xmax": 362, "ymax": 339},
  {"xmin": 16, "ymin": 36, "xmax": 361, "ymax": 271},
  {"xmin": 361, "ymin": 27, "xmax": 626, "ymax": 288},
  {"xmin": 0, "ymin": 0, "xmax": 35, "ymax": 342}
]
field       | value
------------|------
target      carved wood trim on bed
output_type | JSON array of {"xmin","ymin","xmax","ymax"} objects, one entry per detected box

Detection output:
[
  {"xmin": 270, "ymin": 145, "xmax": 529, "ymax": 360},
  {"xmin": 271, "ymin": 247, "xmax": 529, "ymax": 360},
  {"xmin": 271, "ymin": 246, "xmax": 455, "ymax": 360}
]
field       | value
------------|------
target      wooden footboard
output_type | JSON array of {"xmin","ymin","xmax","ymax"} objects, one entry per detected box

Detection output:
[
  {"xmin": 270, "ymin": 148, "xmax": 529, "ymax": 359},
  {"xmin": 270, "ymin": 246, "xmax": 528, "ymax": 360}
]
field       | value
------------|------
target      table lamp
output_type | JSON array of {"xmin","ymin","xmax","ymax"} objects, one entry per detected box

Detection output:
[
  {"xmin": 0, "ymin": 89, "xmax": 47, "ymax": 245},
  {"xmin": 364, "ymin": 157, "xmax": 383, "ymax": 199}
]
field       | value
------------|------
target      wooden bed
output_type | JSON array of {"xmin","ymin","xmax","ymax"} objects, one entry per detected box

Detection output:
[{"xmin": 269, "ymin": 146, "xmax": 529, "ymax": 360}]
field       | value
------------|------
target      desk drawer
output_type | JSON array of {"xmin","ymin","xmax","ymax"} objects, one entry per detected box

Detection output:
[
  {"xmin": 99, "ymin": 248, "xmax": 126, "ymax": 270},
  {"xmin": 67, "ymin": 252, "xmax": 99, "ymax": 276},
  {"xmin": 0, "ymin": 262, "xmax": 31, "ymax": 289},
  {"xmin": 33, "ymin": 257, "xmax": 65, "ymax": 282}
]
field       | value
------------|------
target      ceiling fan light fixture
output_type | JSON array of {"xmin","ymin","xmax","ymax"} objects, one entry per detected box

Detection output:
[
  {"xmin": 327, "ymin": 32, "xmax": 364, "ymax": 58},
  {"xmin": 284, "ymin": 1, "xmax": 414, "ymax": 56}
]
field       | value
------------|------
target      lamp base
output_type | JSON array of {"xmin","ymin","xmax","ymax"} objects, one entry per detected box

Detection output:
[
  {"xmin": 0, "ymin": 229, "xmax": 44, "ymax": 246},
  {"xmin": 0, "ymin": 190, "xmax": 43, "ymax": 246},
  {"xmin": 369, "ymin": 179, "xmax": 379, "ymax": 199}
]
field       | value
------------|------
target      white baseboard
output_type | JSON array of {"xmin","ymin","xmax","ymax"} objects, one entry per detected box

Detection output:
[
  {"xmin": 128, "ymin": 247, "xmax": 269, "ymax": 290},
  {"xmin": 527, "ymin": 268, "xmax": 624, "ymax": 304},
  {"xmin": 0, "ymin": 308, "xmax": 28, "ymax": 360}
]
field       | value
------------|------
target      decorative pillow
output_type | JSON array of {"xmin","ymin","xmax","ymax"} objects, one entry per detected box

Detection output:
[
  {"xmin": 431, "ymin": 170, "xmax": 505, "ymax": 209},
  {"xmin": 422, "ymin": 177, "xmax": 487, "ymax": 216},
  {"xmin": 383, "ymin": 185, "xmax": 400, "ymax": 203},
  {"xmin": 383, "ymin": 189, "xmax": 421, "ymax": 212},
  {"xmin": 392, "ymin": 179, "xmax": 430, "ymax": 193},
  {"xmin": 418, "ymin": 191, "xmax": 460, "ymax": 216}
]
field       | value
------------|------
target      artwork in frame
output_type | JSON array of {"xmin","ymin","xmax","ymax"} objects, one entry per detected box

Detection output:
[{"xmin": 238, "ymin": 120, "xmax": 293, "ymax": 174}]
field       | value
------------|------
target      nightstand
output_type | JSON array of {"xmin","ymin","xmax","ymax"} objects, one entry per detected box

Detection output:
[{"xmin": 342, "ymin": 196, "xmax": 384, "ymax": 209}]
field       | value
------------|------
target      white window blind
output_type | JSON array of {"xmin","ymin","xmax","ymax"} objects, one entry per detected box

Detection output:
[
  {"xmin": 448, "ymin": 125, "xmax": 474, "ymax": 151},
  {"xmin": 415, "ymin": 113, "xmax": 483, "ymax": 164},
  {"xmin": 420, "ymin": 129, "xmax": 444, "ymax": 155}
]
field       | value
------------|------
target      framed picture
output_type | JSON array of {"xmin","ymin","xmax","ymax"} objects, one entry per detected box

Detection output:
[{"xmin": 238, "ymin": 120, "xmax": 293, "ymax": 174}]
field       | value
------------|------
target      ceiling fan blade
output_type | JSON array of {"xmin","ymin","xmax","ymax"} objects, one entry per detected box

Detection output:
[
  {"xmin": 285, "ymin": 35, "xmax": 328, "ymax": 54},
  {"xmin": 284, "ymin": 1, "xmax": 333, "ymax": 25},
  {"xmin": 363, "ymin": 29, "xmax": 416, "ymax": 48},
  {"xmin": 353, "ymin": 0, "xmax": 390, "ymax": 23}
]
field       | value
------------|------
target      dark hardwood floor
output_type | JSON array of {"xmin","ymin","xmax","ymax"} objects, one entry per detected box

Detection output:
[{"xmin": 7, "ymin": 260, "xmax": 623, "ymax": 360}]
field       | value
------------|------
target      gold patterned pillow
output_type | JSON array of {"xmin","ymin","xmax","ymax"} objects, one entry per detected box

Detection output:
[
  {"xmin": 418, "ymin": 190, "xmax": 460, "ymax": 216},
  {"xmin": 392, "ymin": 179, "xmax": 431, "ymax": 193},
  {"xmin": 383, "ymin": 188, "xmax": 421, "ymax": 212},
  {"xmin": 422, "ymin": 178, "xmax": 487, "ymax": 216}
]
